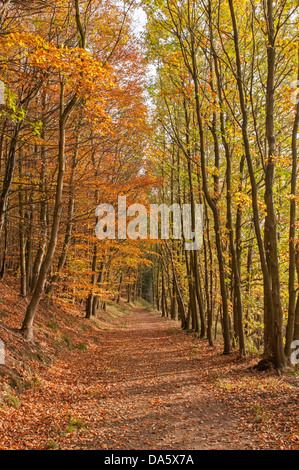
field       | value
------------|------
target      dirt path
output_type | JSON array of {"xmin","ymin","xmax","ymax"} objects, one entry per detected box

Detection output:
[
  {"xmin": 77, "ymin": 307, "xmax": 250, "ymax": 450},
  {"xmin": 0, "ymin": 306, "xmax": 298, "ymax": 450}
]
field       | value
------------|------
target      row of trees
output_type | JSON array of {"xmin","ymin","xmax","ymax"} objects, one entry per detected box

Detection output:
[
  {"xmin": 0, "ymin": 0, "xmax": 298, "ymax": 371},
  {"xmin": 0, "ymin": 0, "xmax": 152, "ymax": 340},
  {"xmin": 143, "ymin": 0, "xmax": 299, "ymax": 369}
]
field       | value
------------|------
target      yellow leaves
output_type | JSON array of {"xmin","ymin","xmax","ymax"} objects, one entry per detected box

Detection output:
[
  {"xmin": 4, "ymin": 32, "xmax": 115, "ymax": 96},
  {"xmin": 233, "ymin": 191, "xmax": 252, "ymax": 209},
  {"xmin": 211, "ymin": 166, "xmax": 220, "ymax": 178},
  {"xmin": 285, "ymin": 194, "xmax": 296, "ymax": 201},
  {"xmin": 1, "ymin": 31, "xmax": 118, "ymax": 128}
]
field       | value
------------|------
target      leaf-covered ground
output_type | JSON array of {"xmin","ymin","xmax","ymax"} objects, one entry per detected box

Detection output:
[{"xmin": 0, "ymin": 283, "xmax": 298, "ymax": 450}]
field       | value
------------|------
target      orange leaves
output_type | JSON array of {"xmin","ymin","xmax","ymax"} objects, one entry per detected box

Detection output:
[
  {"xmin": 0, "ymin": 0, "xmax": 153, "ymax": 327},
  {"xmin": 5, "ymin": 31, "xmax": 115, "ymax": 94},
  {"xmin": 0, "ymin": 280, "xmax": 298, "ymax": 450}
]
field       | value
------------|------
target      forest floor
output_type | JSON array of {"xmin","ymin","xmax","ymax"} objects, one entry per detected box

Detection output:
[{"xmin": 0, "ymin": 279, "xmax": 298, "ymax": 450}]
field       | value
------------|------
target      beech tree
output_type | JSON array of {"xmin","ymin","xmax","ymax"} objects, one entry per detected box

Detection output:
[
  {"xmin": 144, "ymin": 0, "xmax": 299, "ymax": 368},
  {"xmin": 0, "ymin": 0, "xmax": 298, "ymax": 371}
]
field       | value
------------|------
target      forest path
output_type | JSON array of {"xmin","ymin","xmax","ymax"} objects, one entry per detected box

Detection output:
[
  {"xmin": 61, "ymin": 307, "xmax": 258, "ymax": 450},
  {"xmin": 0, "ymin": 306, "xmax": 298, "ymax": 450}
]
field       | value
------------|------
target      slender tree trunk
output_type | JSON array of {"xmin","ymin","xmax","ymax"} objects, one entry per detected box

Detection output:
[
  {"xmin": 31, "ymin": 101, "xmax": 48, "ymax": 293},
  {"xmin": 227, "ymin": 0, "xmax": 281, "ymax": 365},
  {"xmin": 166, "ymin": 243, "xmax": 187, "ymax": 329},
  {"xmin": 263, "ymin": 0, "xmax": 285, "ymax": 368},
  {"xmin": 0, "ymin": 212, "xmax": 8, "ymax": 279},
  {"xmin": 25, "ymin": 191, "xmax": 33, "ymax": 292},
  {"xmin": 294, "ymin": 244, "xmax": 299, "ymax": 341},
  {"xmin": 46, "ymin": 145, "xmax": 77, "ymax": 296},
  {"xmin": 208, "ymin": 14, "xmax": 246, "ymax": 355},
  {"xmin": 86, "ymin": 243, "xmax": 97, "ymax": 319},
  {"xmin": 18, "ymin": 158, "xmax": 26, "ymax": 297},
  {"xmin": 21, "ymin": 82, "xmax": 78, "ymax": 341},
  {"xmin": 285, "ymin": 58, "xmax": 299, "ymax": 356},
  {"xmin": 204, "ymin": 208, "xmax": 213, "ymax": 346},
  {"xmin": 117, "ymin": 271, "xmax": 123, "ymax": 304},
  {"xmin": 0, "ymin": 123, "xmax": 20, "ymax": 239},
  {"xmin": 190, "ymin": 44, "xmax": 231, "ymax": 353}
]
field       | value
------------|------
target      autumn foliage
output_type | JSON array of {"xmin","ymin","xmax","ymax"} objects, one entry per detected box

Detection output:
[
  {"xmin": 0, "ymin": 0, "xmax": 298, "ymax": 452},
  {"xmin": 0, "ymin": 0, "xmax": 154, "ymax": 339}
]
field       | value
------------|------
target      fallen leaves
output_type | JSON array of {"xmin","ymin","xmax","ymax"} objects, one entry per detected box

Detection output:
[{"xmin": 0, "ymin": 281, "xmax": 298, "ymax": 450}]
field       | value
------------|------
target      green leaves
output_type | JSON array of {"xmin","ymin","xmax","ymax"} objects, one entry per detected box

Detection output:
[{"xmin": 3, "ymin": 89, "xmax": 26, "ymax": 123}]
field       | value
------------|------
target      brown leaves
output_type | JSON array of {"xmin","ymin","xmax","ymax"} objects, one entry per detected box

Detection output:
[{"xmin": 0, "ymin": 278, "xmax": 298, "ymax": 450}]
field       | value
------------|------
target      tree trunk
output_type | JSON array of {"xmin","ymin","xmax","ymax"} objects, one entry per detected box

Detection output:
[
  {"xmin": 86, "ymin": 243, "xmax": 97, "ymax": 319},
  {"xmin": 263, "ymin": 0, "xmax": 285, "ymax": 368},
  {"xmin": 0, "ymin": 123, "xmax": 20, "ymax": 239},
  {"xmin": 18, "ymin": 158, "xmax": 26, "ymax": 297},
  {"xmin": 21, "ymin": 83, "xmax": 78, "ymax": 341},
  {"xmin": 31, "ymin": 108, "xmax": 48, "ymax": 293},
  {"xmin": 285, "ymin": 57, "xmax": 299, "ymax": 356},
  {"xmin": 190, "ymin": 43, "xmax": 231, "ymax": 354},
  {"xmin": 227, "ymin": 0, "xmax": 282, "ymax": 366}
]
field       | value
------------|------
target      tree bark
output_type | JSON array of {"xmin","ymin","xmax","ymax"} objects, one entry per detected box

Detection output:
[
  {"xmin": 285, "ymin": 57, "xmax": 299, "ymax": 356},
  {"xmin": 21, "ymin": 83, "xmax": 78, "ymax": 341},
  {"xmin": 263, "ymin": 0, "xmax": 285, "ymax": 368},
  {"xmin": 227, "ymin": 0, "xmax": 283, "ymax": 366},
  {"xmin": 0, "ymin": 123, "xmax": 20, "ymax": 239}
]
